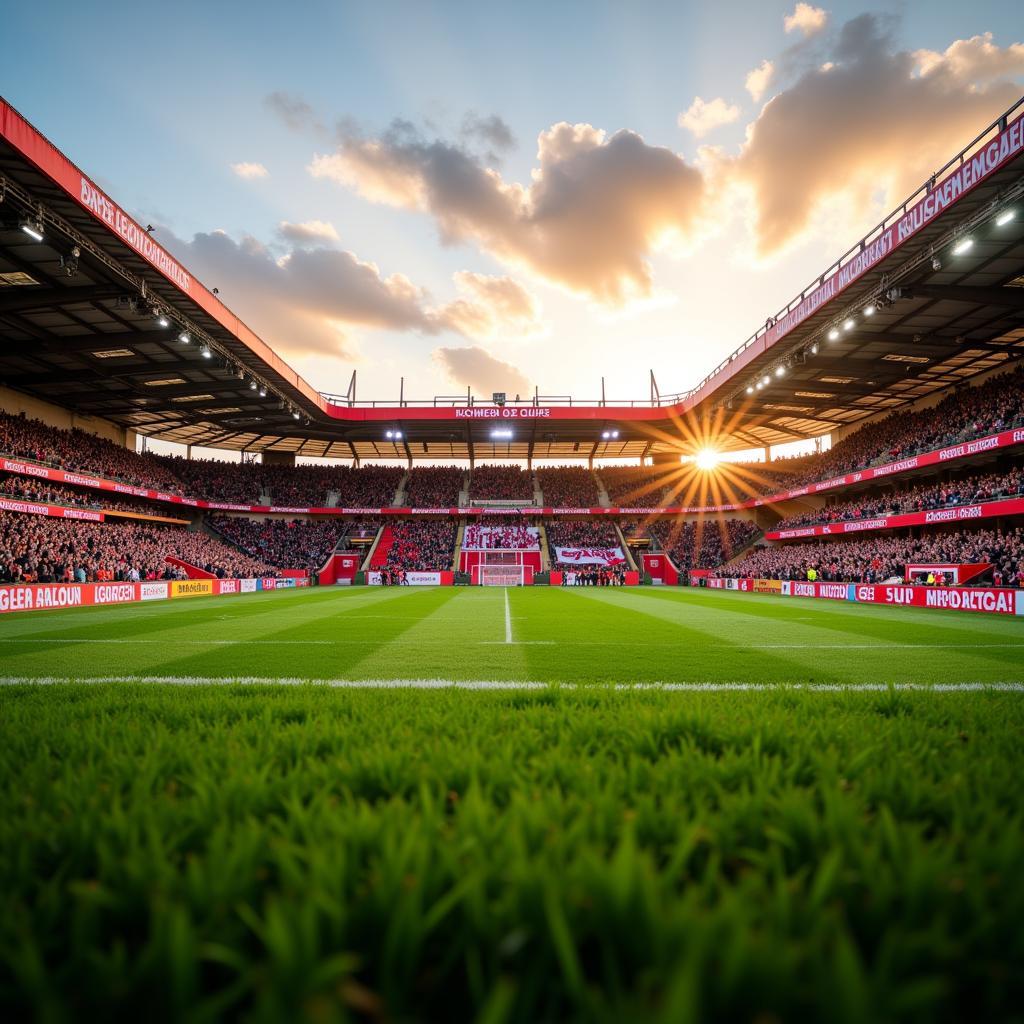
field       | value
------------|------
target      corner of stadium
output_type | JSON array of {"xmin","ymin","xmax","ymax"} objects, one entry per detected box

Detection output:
[{"xmin": 2, "ymin": 69, "xmax": 1023, "ymax": 1024}]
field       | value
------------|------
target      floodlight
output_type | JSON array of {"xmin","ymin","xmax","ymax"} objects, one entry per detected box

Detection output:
[
  {"xmin": 843, "ymin": 318, "xmax": 855, "ymax": 331},
  {"xmin": 178, "ymin": 332, "xmax": 191, "ymax": 344},
  {"xmin": 996, "ymin": 209, "xmax": 1015, "ymax": 227},
  {"xmin": 952, "ymin": 237, "xmax": 973, "ymax": 255},
  {"xmin": 20, "ymin": 221, "xmax": 43, "ymax": 242}
]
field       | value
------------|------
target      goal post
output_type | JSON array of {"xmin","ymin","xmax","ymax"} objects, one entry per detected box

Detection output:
[{"xmin": 478, "ymin": 564, "xmax": 526, "ymax": 587}]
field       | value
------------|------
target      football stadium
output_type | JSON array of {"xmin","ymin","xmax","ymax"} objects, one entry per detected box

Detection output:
[{"xmin": 2, "ymin": 4, "xmax": 1024, "ymax": 1020}]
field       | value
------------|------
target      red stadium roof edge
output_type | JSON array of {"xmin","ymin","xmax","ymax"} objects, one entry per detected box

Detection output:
[{"xmin": 1, "ymin": 93, "xmax": 1023, "ymax": 447}]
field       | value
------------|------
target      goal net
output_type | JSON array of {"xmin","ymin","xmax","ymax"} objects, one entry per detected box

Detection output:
[{"xmin": 479, "ymin": 564, "xmax": 525, "ymax": 587}]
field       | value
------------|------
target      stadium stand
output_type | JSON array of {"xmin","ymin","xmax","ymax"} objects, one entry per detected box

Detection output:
[
  {"xmin": 720, "ymin": 527, "xmax": 1024, "ymax": 586},
  {"xmin": 774, "ymin": 466, "xmax": 1024, "ymax": 529},
  {"xmin": 207, "ymin": 517, "xmax": 343, "ymax": 574},
  {"xmin": 0, "ymin": 510, "xmax": 276, "ymax": 583},
  {"xmin": 537, "ymin": 466, "xmax": 600, "ymax": 507},
  {"xmin": 0, "ymin": 410, "xmax": 186, "ymax": 491},
  {"xmin": 0, "ymin": 474, "xmax": 182, "ymax": 518},
  {"xmin": 404, "ymin": 466, "xmax": 465, "ymax": 506},
  {"xmin": 469, "ymin": 465, "xmax": 534, "ymax": 501},
  {"xmin": 651, "ymin": 518, "xmax": 760, "ymax": 570},
  {"xmin": 462, "ymin": 519, "xmax": 539, "ymax": 549},
  {"xmin": 597, "ymin": 466, "xmax": 671, "ymax": 506},
  {"xmin": 735, "ymin": 364, "xmax": 1024, "ymax": 495},
  {"xmin": 374, "ymin": 521, "xmax": 458, "ymax": 571}
]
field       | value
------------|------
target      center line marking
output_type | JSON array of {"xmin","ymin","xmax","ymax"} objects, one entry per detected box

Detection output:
[{"xmin": 504, "ymin": 588, "xmax": 513, "ymax": 644}]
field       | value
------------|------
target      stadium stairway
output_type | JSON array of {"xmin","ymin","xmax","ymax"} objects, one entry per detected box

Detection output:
[
  {"xmin": 594, "ymin": 472, "xmax": 611, "ymax": 508},
  {"xmin": 393, "ymin": 472, "xmax": 409, "ymax": 505},
  {"xmin": 452, "ymin": 521, "xmax": 465, "ymax": 572},
  {"xmin": 457, "ymin": 473, "xmax": 469, "ymax": 507},
  {"xmin": 361, "ymin": 525, "xmax": 390, "ymax": 571},
  {"xmin": 532, "ymin": 473, "xmax": 543, "ymax": 506},
  {"xmin": 538, "ymin": 523, "xmax": 552, "ymax": 571},
  {"xmin": 613, "ymin": 522, "xmax": 638, "ymax": 570}
]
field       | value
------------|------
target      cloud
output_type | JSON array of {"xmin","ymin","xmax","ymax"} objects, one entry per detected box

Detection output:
[
  {"xmin": 678, "ymin": 96, "xmax": 741, "ymax": 138},
  {"xmin": 437, "ymin": 272, "xmax": 543, "ymax": 340},
  {"xmin": 433, "ymin": 345, "xmax": 532, "ymax": 397},
  {"xmin": 745, "ymin": 59, "xmax": 775, "ymax": 102},
  {"xmin": 157, "ymin": 226, "xmax": 542, "ymax": 361},
  {"xmin": 277, "ymin": 220, "xmax": 340, "ymax": 244},
  {"xmin": 230, "ymin": 162, "xmax": 269, "ymax": 180},
  {"xmin": 309, "ymin": 119, "xmax": 705, "ymax": 304},
  {"xmin": 264, "ymin": 91, "xmax": 323, "ymax": 133},
  {"xmin": 729, "ymin": 14, "xmax": 1024, "ymax": 257},
  {"xmin": 784, "ymin": 3, "xmax": 827, "ymax": 37},
  {"xmin": 914, "ymin": 32, "xmax": 1024, "ymax": 82},
  {"xmin": 460, "ymin": 112, "xmax": 516, "ymax": 153}
]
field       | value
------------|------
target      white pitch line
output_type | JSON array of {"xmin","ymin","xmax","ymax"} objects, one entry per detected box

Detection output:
[
  {"xmin": 504, "ymin": 588, "xmax": 513, "ymax": 644},
  {"xmin": 0, "ymin": 677, "xmax": 1022, "ymax": 691},
  {"xmin": 1, "ymin": 637, "xmax": 1022, "ymax": 650}
]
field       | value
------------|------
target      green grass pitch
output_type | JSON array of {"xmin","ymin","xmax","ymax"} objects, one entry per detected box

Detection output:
[{"xmin": 1, "ymin": 587, "xmax": 1023, "ymax": 1021}]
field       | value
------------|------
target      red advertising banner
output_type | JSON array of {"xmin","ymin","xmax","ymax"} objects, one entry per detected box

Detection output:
[
  {"xmin": 0, "ymin": 496, "xmax": 103, "ymax": 522},
  {"xmin": 766, "ymin": 496, "xmax": 1024, "ymax": 540}
]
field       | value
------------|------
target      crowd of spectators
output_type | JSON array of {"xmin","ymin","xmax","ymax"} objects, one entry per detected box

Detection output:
[
  {"xmin": 0, "ymin": 474, "xmax": 182, "ymax": 518},
  {"xmin": 651, "ymin": 518, "xmax": 759, "ymax": 570},
  {"xmin": 545, "ymin": 520, "xmax": 623, "ymax": 568},
  {"xmin": 469, "ymin": 465, "xmax": 534, "ymax": 501},
  {"xmin": 737, "ymin": 364, "xmax": 1024, "ymax": 496},
  {"xmin": 0, "ymin": 511, "xmax": 276, "ymax": 584},
  {"xmin": 0, "ymin": 410, "xmax": 186, "ymax": 490},
  {"xmin": 720, "ymin": 527, "xmax": 1024, "ymax": 586},
  {"xmin": 463, "ymin": 519, "xmax": 540, "ymax": 549},
  {"xmin": 537, "ymin": 466, "xmax": 600, "ymax": 507},
  {"xmin": 380, "ymin": 521, "xmax": 458, "ymax": 571},
  {"xmin": 597, "ymin": 467, "xmax": 671, "ymax": 506},
  {"xmin": 405, "ymin": 466, "xmax": 465, "ymax": 506},
  {"xmin": 208, "ymin": 516, "xmax": 343, "ymax": 573},
  {"xmin": 774, "ymin": 465, "xmax": 1024, "ymax": 529}
]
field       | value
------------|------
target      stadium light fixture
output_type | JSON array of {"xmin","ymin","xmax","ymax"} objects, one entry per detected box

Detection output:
[
  {"xmin": 601, "ymin": 430, "xmax": 610, "ymax": 439},
  {"xmin": 843, "ymin": 318, "xmax": 855, "ymax": 331},
  {"xmin": 394, "ymin": 430, "xmax": 403, "ymax": 440},
  {"xmin": 200, "ymin": 344, "xmax": 212, "ymax": 359},
  {"xmin": 386, "ymin": 430, "xmax": 394, "ymax": 439},
  {"xmin": 746, "ymin": 386, "xmax": 754, "ymax": 394},
  {"xmin": 490, "ymin": 428, "xmax": 514, "ymax": 439},
  {"xmin": 178, "ymin": 331, "xmax": 191, "ymax": 344},
  {"xmin": 292, "ymin": 410, "xmax": 300, "ymax": 420},
  {"xmin": 249, "ymin": 379, "xmax": 257, "ymax": 390},
  {"xmin": 863, "ymin": 303, "xmax": 876, "ymax": 316},
  {"xmin": 952, "ymin": 236, "xmax": 974, "ymax": 255},
  {"xmin": 810, "ymin": 342, "xmax": 819, "ymax": 355},
  {"xmin": 996, "ymin": 209, "xmax": 1015, "ymax": 227},
  {"xmin": 611, "ymin": 429, "xmax": 619, "ymax": 439},
  {"xmin": 775, "ymin": 365, "xmax": 785, "ymax": 377},
  {"xmin": 761, "ymin": 375, "xmax": 770, "ymax": 386},
  {"xmin": 20, "ymin": 220, "xmax": 43, "ymax": 242},
  {"xmin": 828, "ymin": 328, "xmax": 840, "ymax": 341},
  {"xmin": 755, "ymin": 382, "xmax": 763, "ymax": 390}
]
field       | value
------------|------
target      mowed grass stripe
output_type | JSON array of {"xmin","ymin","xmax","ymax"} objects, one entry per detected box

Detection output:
[
  {"xmin": 570, "ymin": 587, "xmax": 1024, "ymax": 682},
  {"xmin": 0, "ymin": 586, "xmax": 1021, "ymax": 683}
]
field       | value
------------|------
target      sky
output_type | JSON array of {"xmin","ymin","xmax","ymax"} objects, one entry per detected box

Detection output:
[{"xmin": 3, "ymin": 0, "xmax": 1024, "ymax": 421}]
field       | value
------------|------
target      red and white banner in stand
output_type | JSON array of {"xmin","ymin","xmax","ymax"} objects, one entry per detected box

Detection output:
[
  {"xmin": 766, "ymin": 497, "xmax": 1024, "ymax": 540},
  {"xmin": 554, "ymin": 547, "xmax": 627, "ymax": 566}
]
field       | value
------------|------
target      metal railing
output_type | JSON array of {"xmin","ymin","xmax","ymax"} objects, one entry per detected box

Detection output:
[{"xmin": 319, "ymin": 95, "xmax": 1024, "ymax": 413}]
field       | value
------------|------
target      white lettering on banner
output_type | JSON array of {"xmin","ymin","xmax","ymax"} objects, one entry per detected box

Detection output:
[
  {"xmin": 842, "ymin": 518, "xmax": 889, "ymax": 533},
  {"xmin": 924, "ymin": 505, "xmax": 983, "ymax": 523},
  {"xmin": 219, "ymin": 580, "xmax": 240, "ymax": 594},
  {"xmin": 140, "ymin": 582, "xmax": 169, "ymax": 601},
  {"xmin": 453, "ymin": 407, "xmax": 552, "ymax": 419},
  {"xmin": 818, "ymin": 584, "xmax": 847, "ymax": 599},
  {"xmin": 95, "ymin": 584, "xmax": 136, "ymax": 605},
  {"xmin": 873, "ymin": 457, "xmax": 919, "ymax": 477},
  {"xmin": 791, "ymin": 583, "xmax": 815, "ymax": 597},
  {"xmin": 925, "ymin": 589, "xmax": 1012, "ymax": 613},
  {"xmin": 554, "ymin": 547, "xmax": 627, "ymax": 566},
  {"xmin": 80, "ymin": 178, "xmax": 192, "ymax": 292},
  {"xmin": 367, "ymin": 571, "xmax": 443, "ymax": 585}
]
